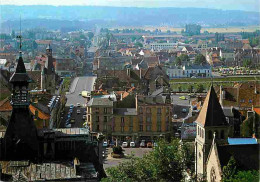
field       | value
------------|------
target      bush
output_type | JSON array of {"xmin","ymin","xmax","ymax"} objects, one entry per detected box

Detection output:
[{"xmin": 113, "ymin": 146, "xmax": 123, "ymax": 154}]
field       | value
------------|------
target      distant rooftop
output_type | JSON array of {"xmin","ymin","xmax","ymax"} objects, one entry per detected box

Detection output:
[{"xmin": 87, "ymin": 98, "xmax": 113, "ymax": 107}]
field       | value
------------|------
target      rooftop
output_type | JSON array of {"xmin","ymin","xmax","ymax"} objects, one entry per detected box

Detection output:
[{"xmin": 87, "ymin": 98, "xmax": 113, "ymax": 107}]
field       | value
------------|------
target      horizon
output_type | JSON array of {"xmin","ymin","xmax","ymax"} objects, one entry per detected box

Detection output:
[{"xmin": 1, "ymin": 0, "xmax": 260, "ymax": 12}]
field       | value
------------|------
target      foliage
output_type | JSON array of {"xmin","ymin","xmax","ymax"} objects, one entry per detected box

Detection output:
[
  {"xmin": 175, "ymin": 54, "xmax": 190, "ymax": 66},
  {"xmin": 243, "ymin": 59, "xmax": 252, "ymax": 68},
  {"xmin": 196, "ymin": 84, "xmax": 204, "ymax": 93},
  {"xmin": 102, "ymin": 139, "xmax": 190, "ymax": 182},
  {"xmin": 249, "ymin": 37, "xmax": 260, "ymax": 47},
  {"xmin": 112, "ymin": 146, "xmax": 123, "ymax": 154},
  {"xmin": 184, "ymin": 24, "xmax": 201, "ymax": 36},
  {"xmin": 241, "ymin": 113, "xmax": 259, "ymax": 137},
  {"xmin": 134, "ymin": 42, "xmax": 143, "ymax": 48},
  {"xmin": 187, "ymin": 85, "xmax": 193, "ymax": 93},
  {"xmin": 222, "ymin": 156, "xmax": 259, "ymax": 182},
  {"xmin": 222, "ymin": 156, "xmax": 237, "ymax": 180},
  {"xmin": 116, "ymin": 95, "xmax": 136, "ymax": 108},
  {"xmin": 194, "ymin": 54, "xmax": 207, "ymax": 65}
]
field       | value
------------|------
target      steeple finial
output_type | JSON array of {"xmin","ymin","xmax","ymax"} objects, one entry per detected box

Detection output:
[{"xmin": 16, "ymin": 15, "xmax": 22, "ymax": 52}]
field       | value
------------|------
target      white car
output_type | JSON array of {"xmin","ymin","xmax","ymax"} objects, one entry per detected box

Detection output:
[
  {"xmin": 130, "ymin": 142, "xmax": 135, "ymax": 148},
  {"xmin": 77, "ymin": 109, "xmax": 81, "ymax": 114},
  {"xmin": 103, "ymin": 141, "xmax": 108, "ymax": 147},
  {"xmin": 77, "ymin": 103, "xmax": 81, "ymax": 107},
  {"xmin": 122, "ymin": 142, "xmax": 128, "ymax": 148},
  {"xmin": 82, "ymin": 115, "xmax": 86, "ymax": 119}
]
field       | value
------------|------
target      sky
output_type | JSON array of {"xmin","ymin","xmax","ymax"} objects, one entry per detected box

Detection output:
[{"xmin": 1, "ymin": 0, "xmax": 259, "ymax": 12}]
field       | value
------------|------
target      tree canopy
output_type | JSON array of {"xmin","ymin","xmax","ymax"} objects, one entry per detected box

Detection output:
[
  {"xmin": 102, "ymin": 139, "xmax": 192, "ymax": 182},
  {"xmin": 194, "ymin": 54, "xmax": 207, "ymax": 65}
]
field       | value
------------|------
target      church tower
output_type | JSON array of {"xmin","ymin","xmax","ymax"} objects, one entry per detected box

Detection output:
[
  {"xmin": 41, "ymin": 44, "xmax": 56, "ymax": 94},
  {"xmin": 195, "ymin": 85, "xmax": 229, "ymax": 179},
  {"xmin": 2, "ymin": 51, "xmax": 39, "ymax": 161}
]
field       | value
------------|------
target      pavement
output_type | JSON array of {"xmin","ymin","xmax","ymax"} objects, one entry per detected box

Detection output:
[
  {"xmin": 60, "ymin": 76, "xmax": 96, "ymax": 128},
  {"xmin": 103, "ymin": 147, "xmax": 153, "ymax": 169}
]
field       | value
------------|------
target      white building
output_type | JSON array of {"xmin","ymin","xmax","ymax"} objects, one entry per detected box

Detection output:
[{"xmin": 147, "ymin": 42, "xmax": 177, "ymax": 51}]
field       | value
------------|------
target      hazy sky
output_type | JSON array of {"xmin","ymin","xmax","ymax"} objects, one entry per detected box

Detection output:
[{"xmin": 1, "ymin": 0, "xmax": 260, "ymax": 12}]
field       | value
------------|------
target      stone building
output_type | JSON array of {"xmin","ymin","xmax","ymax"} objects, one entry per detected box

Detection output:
[
  {"xmin": 0, "ymin": 51, "xmax": 105, "ymax": 181},
  {"xmin": 195, "ymin": 86, "xmax": 229, "ymax": 179}
]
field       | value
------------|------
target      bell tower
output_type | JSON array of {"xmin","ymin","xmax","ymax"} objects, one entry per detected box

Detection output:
[
  {"xmin": 195, "ymin": 85, "xmax": 229, "ymax": 180},
  {"xmin": 2, "ymin": 36, "xmax": 39, "ymax": 161}
]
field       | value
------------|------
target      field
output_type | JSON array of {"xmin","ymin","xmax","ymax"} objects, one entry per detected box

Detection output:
[
  {"xmin": 111, "ymin": 26, "xmax": 260, "ymax": 33},
  {"xmin": 170, "ymin": 76, "xmax": 260, "ymax": 92}
]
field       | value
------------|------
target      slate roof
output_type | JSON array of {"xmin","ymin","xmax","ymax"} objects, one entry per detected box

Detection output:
[
  {"xmin": 113, "ymin": 108, "xmax": 137, "ymax": 116},
  {"xmin": 196, "ymin": 85, "xmax": 228, "ymax": 127},
  {"xmin": 10, "ymin": 54, "xmax": 31, "ymax": 83},
  {"xmin": 184, "ymin": 64, "xmax": 211, "ymax": 70},
  {"xmin": 217, "ymin": 144, "xmax": 259, "ymax": 170},
  {"xmin": 137, "ymin": 95, "xmax": 167, "ymax": 105},
  {"xmin": 87, "ymin": 98, "xmax": 113, "ymax": 107}
]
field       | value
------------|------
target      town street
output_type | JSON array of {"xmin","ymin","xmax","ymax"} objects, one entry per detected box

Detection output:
[{"xmin": 60, "ymin": 76, "xmax": 96, "ymax": 128}]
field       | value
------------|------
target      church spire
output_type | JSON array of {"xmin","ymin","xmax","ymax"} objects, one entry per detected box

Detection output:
[{"xmin": 196, "ymin": 85, "xmax": 228, "ymax": 127}]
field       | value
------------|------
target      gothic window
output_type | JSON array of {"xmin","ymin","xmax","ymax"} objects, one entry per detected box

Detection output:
[
  {"xmin": 208, "ymin": 130, "xmax": 212, "ymax": 139},
  {"xmin": 221, "ymin": 130, "xmax": 225, "ymax": 139},
  {"xmin": 210, "ymin": 167, "xmax": 217, "ymax": 182}
]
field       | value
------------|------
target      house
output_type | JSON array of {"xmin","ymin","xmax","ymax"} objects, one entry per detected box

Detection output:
[
  {"xmin": 234, "ymin": 49, "xmax": 260, "ymax": 68},
  {"xmin": 183, "ymin": 64, "xmax": 212, "ymax": 78},
  {"xmin": 182, "ymin": 46, "xmax": 195, "ymax": 54}
]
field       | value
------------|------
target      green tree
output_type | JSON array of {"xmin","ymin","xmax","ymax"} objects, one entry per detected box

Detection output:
[
  {"xmin": 194, "ymin": 54, "xmax": 207, "ymax": 65},
  {"xmin": 222, "ymin": 156, "xmax": 237, "ymax": 180},
  {"xmin": 196, "ymin": 84, "xmax": 204, "ymax": 93},
  {"xmin": 175, "ymin": 57, "xmax": 182, "ymax": 66},
  {"xmin": 187, "ymin": 85, "xmax": 193, "ymax": 93},
  {"xmin": 243, "ymin": 59, "xmax": 252, "ymax": 68},
  {"xmin": 134, "ymin": 42, "xmax": 143, "ymax": 48},
  {"xmin": 226, "ymin": 170, "xmax": 260, "ymax": 182},
  {"xmin": 102, "ymin": 139, "xmax": 188, "ymax": 182}
]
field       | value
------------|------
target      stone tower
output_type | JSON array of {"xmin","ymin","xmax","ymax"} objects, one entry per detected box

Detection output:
[
  {"xmin": 195, "ymin": 85, "xmax": 229, "ymax": 179},
  {"xmin": 41, "ymin": 44, "xmax": 56, "ymax": 94},
  {"xmin": 2, "ymin": 51, "xmax": 39, "ymax": 161}
]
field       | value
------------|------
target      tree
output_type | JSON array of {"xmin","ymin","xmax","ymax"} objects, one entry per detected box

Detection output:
[
  {"xmin": 243, "ymin": 59, "xmax": 252, "ymax": 68},
  {"xmin": 222, "ymin": 156, "xmax": 237, "ymax": 180},
  {"xmin": 175, "ymin": 57, "xmax": 182, "ymax": 66},
  {"xmin": 187, "ymin": 85, "xmax": 193, "ymax": 93},
  {"xmin": 194, "ymin": 54, "xmax": 207, "ymax": 65},
  {"xmin": 87, "ymin": 32, "xmax": 94, "ymax": 40},
  {"xmin": 102, "ymin": 139, "xmax": 189, "ymax": 182},
  {"xmin": 134, "ymin": 42, "xmax": 143, "ymax": 48},
  {"xmin": 196, "ymin": 84, "xmax": 204, "ymax": 93}
]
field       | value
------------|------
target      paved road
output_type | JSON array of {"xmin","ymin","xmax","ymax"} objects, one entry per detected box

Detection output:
[
  {"xmin": 66, "ymin": 76, "xmax": 96, "ymax": 106},
  {"xmin": 60, "ymin": 76, "xmax": 96, "ymax": 128},
  {"xmin": 103, "ymin": 148, "xmax": 153, "ymax": 169}
]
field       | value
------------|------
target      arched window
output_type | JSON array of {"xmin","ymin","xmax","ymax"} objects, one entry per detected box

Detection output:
[
  {"xmin": 197, "ymin": 126, "xmax": 200, "ymax": 136},
  {"xmin": 208, "ymin": 130, "xmax": 212, "ymax": 139},
  {"xmin": 202, "ymin": 129, "xmax": 204, "ymax": 138},
  {"xmin": 210, "ymin": 167, "xmax": 217, "ymax": 182},
  {"xmin": 221, "ymin": 130, "xmax": 225, "ymax": 139}
]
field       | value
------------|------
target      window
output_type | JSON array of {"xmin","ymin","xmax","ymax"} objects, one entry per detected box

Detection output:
[
  {"xmin": 210, "ymin": 167, "xmax": 217, "ymax": 182},
  {"xmin": 147, "ymin": 116, "xmax": 151, "ymax": 123},
  {"xmin": 129, "ymin": 117, "xmax": 133, "ymax": 127},
  {"xmin": 121, "ymin": 126, "xmax": 124, "ymax": 132},
  {"xmin": 157, "ymin": 116, "xmax": 161, "ymax": 123},
  {"xmin": 139, "ymin": 107, "xmax": 143, "ymax": 114},
  {"xmin": 104, "ymin": 125, "xmax": 107, "ymax": 131},
  {"xmin": 139, "ymin": 116, "xmax": 143, "ymax": 123},
  {"xmin": 214, "ymin": 131, "xmax": 218, "ymax": 139},
  {"xmin": 139, "ymin": 125, "xmax": 143, "ymax": 131},
  {"xmin": 198, "ymin": 127, "xmax": 200, "ymax": 136},
  {"xmin": 97, "ymin": 125, "xmax": 99, "ymax": 131},
  {"xmin": 146, "ymin": 125, "xmax": 151, "ymax": 131},
  {"xmin": 157, "ymin": 108, "xmax": 161, "ymax": 114},
  {"xmin": 121, "ymin": 117, "xmax": 125, "ymax": 126},
  {"xmin": 129, "ymin": 126, "xmax": 133, "ymax": 132},
  {"xmin": 197, "ymin": 126, "xmax": 199, "ymax": 136},
  {"xmin": 104, "ymin": 108, "xmax": 108, "ymax": 114},
  {"xmin": 208, "ymin": 130, "xmax": 212, "ymax": 139},
  {"xmin": 221, "ymin": 130, "xmax": 225, "ymax": 139},
  {"xmin": 166, "ymin": 117, "xmax": 169, "ymax": 123},
  {"xmin": 96, "ymin": 116, "xmax": 99, "ymax": 122},
  {"xmin": 104, "ymin": 116, "xmax": 108, "ymax": 122},
  {"xmin": 157, "ymin": 124, "xmax": 161, "ymax": 132},
  {"xmin": 146, "ymin": 107, "xmax": 151, "ymax": 113}
]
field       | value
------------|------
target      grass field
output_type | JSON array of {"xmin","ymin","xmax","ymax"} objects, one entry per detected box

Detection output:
[
  {"xmin": 111, "ymin": 26, "xmax": 260, "ymax": 33},
  {"xmin": 170, "ymin": 76, "xmax": 260, "ymax": 92}
]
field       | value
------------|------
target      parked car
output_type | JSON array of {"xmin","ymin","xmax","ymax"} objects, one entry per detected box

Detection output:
[
  {"xmin": 130, "ymin": 142, "xmax": 135, "ymax": 148},
  {"xmin": 70, "ymin": 104, "xmax": 74, "ymax": 109},
  {"xmin": 182, "ymin": 108, "xmax": 187, "ymax": 113},
  {"xmin": 77, "ymin": 109, "xmax": 81, "ymax": 114},
  {"xmin": 122, "ymin": 142, "xmax": 128, "ymax": 148},
  {"xmin": 70, "ymin": 118, "xmax": 75, "ymax": 123},
  {"xmin": 175, "ymin": 132, "xmax": 180, "ymax": 137},
  {"xmin": 82, "ymin": 115, "xmax": 86, "ymax": 119},
  {"xmin": 103, "ymin": 141, "xmax": 108, "ymax": 147},
  {"xmin": 147, "ymin": 142, "xmax": 152, "ymax": 148},
  {"xmin": 173, "ymin": 114, "xmax": 178, "ymax": 119},
  {"xmin": 140, "ymin": 140, "xmax": 145, "ymax": 148},
  {"xmin": 110, "ymin": 141, "xmax": 115, "ymax": 147},
  {"xmin": 77, "ymin": 103, "xmax": 81, "ymax": 107}
]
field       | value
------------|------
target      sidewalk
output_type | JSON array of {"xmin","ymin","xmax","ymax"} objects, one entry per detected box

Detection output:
[{"xmin": 69, "ymin": 77, "xmax": 79, "ymax": 94}]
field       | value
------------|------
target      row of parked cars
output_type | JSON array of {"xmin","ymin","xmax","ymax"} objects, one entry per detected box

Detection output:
[{"xmin": 103, "ymin": 140, "xmax": 157, "ymax": 148}]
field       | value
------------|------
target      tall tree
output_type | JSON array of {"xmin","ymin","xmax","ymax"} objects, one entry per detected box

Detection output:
[{"xmin": 194, "ymin": 54, "xmax": 207, "ymax": 65}]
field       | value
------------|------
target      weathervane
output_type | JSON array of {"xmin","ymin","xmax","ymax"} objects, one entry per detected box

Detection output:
[{"xmin": 16, "ymin": 15, "xmax": 22, "ymax": 51}]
